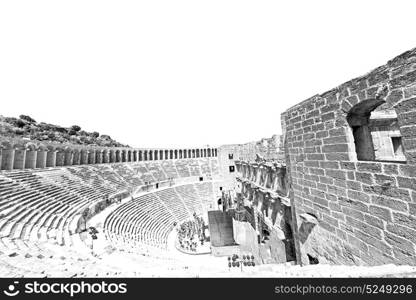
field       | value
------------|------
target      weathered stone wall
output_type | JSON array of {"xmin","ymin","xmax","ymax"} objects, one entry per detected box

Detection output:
[
  {"xmin": 217, "ymin": 136, "xmax": 284, "ymax": 191},
  {"xmin": 233, "ymin": 160, "xmax": 295, "ymax": 263},
  {"xmin": 223, "ymin": 135, "xmax": 284, "ymax": 162},
  {"xmin": 281, "ymin": 48, "xmax": 416, "ymax": 266}
]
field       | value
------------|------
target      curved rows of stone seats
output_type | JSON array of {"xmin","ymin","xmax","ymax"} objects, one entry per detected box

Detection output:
[
  {"xmin": 0, "ymin": 158, "xmax": 219, "ymax": 277},
  {"xmin": 155, "ymin": 188, "xmax": 191, "ymax": 222},
  {"xmin": 200, "ymin": 159, "xmax": 212, "ymax": 177},
  {"xmin": 0, "ymin": 234, "xmax": 173, "ymax": 277},
  {"xmin": 0, "ymin": 169, "xmax": 116, "ymax": 247},
  {"xmin": 0, "ymin": 158, "xmax": 218, "ymax": 255},
  {"xmin": 195, "ymin": 182, "xmax": 215, "ymax": 211},
  {"xmin": 160, "ymin": 160, "xmax": 179, "ymax": 179},
  {"xmin": 105, "ymin": 193, "xmax": 176, "ymax": 253},
  {"xmin": 174, "ymin": 185, "xmax": 204, "ymax": 216},
  {"xmin": 175, "ymin": 160, "xmax": 191, "ymax": 178},
  {"xmin": 187, "ymin": 159, "xmax": 202, "ymax": 177},
  {"xmin": 145, "ymin": 162, "xmax": 167, "ymax": 181},
  {"xmin": 104, "ymin": 182, "xmax": 215, "ymax": 254},
  {"xmin": 210, "ymin": 159, "xmax": 219, "ymax": 175}
]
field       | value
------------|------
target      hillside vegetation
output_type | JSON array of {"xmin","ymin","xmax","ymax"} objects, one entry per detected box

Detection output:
[{"xmin": 0, "ymin": 114, "xmax": 128, "ymax": 149}]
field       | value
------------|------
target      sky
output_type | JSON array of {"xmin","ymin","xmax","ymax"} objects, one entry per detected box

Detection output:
[{"xmin": 1, "ymin": 0, "xmax": 416, "ymax": 148}]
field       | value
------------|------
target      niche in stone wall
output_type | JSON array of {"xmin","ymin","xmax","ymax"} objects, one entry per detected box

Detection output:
[
  {"xmin": 347, "ymin": 99, "xmax": 406, "ymax": 162},
  {"xmin": 369, "ymin": 110, "xmax": 406, "ymax": 162}
]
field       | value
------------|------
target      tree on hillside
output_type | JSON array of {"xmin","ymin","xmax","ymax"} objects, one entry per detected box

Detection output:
[
  {"xmin": 15, "ymin": 119, "xmax": 26, "ymax": 128},
  {"xmin": 19, "ymin": 115, "xmax": 36, "ymax": 123},
  {"xmin": 71, "ymin": 125, "xmax": 81, "ymax": 132}
]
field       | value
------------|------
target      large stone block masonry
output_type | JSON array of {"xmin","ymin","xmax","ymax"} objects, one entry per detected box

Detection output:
[{"xmin": 282, "ymin": 47, "xmax": 416, "ymax": 266}]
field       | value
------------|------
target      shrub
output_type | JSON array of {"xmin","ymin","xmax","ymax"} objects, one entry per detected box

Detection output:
[
  {"xmin": 15, "ymin": 119, "xmax": 26, "ymax": 128},
  {"xmin": 14, "ymin": 128, "xmax": 25, "ymax": 135},
  {"xmin": 54, "ymin": 126, "xmax": 67, "ymax": 133},
  {"xmin": 71, "ymin": 125, "xmax": 81, "ymax": 132},
  {"xmin": 19, "ymin": 115, "xmax": 36, "ymax": 123}
]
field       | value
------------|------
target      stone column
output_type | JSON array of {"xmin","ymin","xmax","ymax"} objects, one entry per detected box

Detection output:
[
  {"xmin": 72, "ymin": 150, "xmax": 81, "ymax": 165},
  {"xmin": 115, "ymin": 150, "xmax": 121, "ymax": 162},
  {"xmin": 55, "ymin": 151, "xmax": 65, "ymax": 167},
  {"xmin": 1, "ymin": 149, "xmax": 15, "ymax": 170},
  {"xmin": 122, "ymin": 150, "xmax": 127, "ymax": 162},
  {"xmin": 259, "ymin": 166, "xmax": 265, "ymax": 186},
  {"xmin": 46, "ymin": 151, "xmax": 57, "ymax": 167},
  {"xmin": 80, "ymin": 150, "xmax": 88, "ymax": 164},
  {"xmin": 109, "ymin": 150, "xmax": 115, "ymax": 163},
  {"xmin": 265, "ymin": 167, "xmax": 272, "ymax": 188},
  {"xmin": 256, "ymin": 166, "xmax": 261, "ymax": 184},
  {"xmin": 13, "ymin": 149, "xmax": 26, "ymax": 169},
  {"xmin": 270, "ymin": 169, "xmax": 279, "ymax": 190},
  {"xmin": 64, "ymin": 150, "xmax": 73, "ymax": 166},
  {"xmin": 36, "ymin": 150, "xmax": 47, "ymax": 168},
  {"xmin": 88, "ymin": 150, "xmax": 96, "ymax": 164},
  {"xmin": 95, "ymin": 150, "xmax": 103, "ymax": 164},
  {"xmin": 103, "ymin": 150, "xmax": 109, "ymax": 163},
  {"xmin": 25, "ymin": 150, "xmax": 37, "ymax": 169}
]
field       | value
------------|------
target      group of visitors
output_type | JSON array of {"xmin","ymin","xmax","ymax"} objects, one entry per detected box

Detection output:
[{"xmin": 177, "ymin": 213, "xmax": 206, "ymax": 252}]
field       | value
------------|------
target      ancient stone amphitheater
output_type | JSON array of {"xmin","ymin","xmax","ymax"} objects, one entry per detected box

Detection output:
[{"xmin": 1, "ymin": 47, "xmax": 416, "ymax": 278}]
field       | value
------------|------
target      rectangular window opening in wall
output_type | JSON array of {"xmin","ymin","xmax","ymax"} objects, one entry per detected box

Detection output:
[
  {"xmin": 199, "ymin": 177, "xmax": 203, "ymax": 182},
  {"xmin": 391, "ymin": 136, "xmax": 404, "ymax": 157},
  {"xmin": 229, "ymin": 165, "xmax": 235, "ymax": 173},
  {"xmin": 156, "ymin": 183, "xmax": 159, "ymax": 189},
  {"xmin": 348, "ymin": 104, "xmax": 407, "ymax": 163},
  {"xmin": 228, "ymin": 153, "xmax": 233, "ymax": 160}
]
